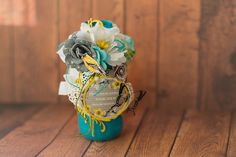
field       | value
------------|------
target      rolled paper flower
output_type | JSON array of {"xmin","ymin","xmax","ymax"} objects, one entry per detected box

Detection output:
[
  {"xmin": 92, "ymin": 46, "xmax": 110, "ymax": 70},
  {"xmin": 100, "ymin": 20, "xmax": 113, "ymax": 28}
]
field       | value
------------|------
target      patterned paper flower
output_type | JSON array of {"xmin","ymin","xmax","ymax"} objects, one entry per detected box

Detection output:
[
  {"xmin": 57, "ymin": 34, "xmax": 97, "ymax": 72},
  {"xmin": 115, "ymin": 65, "xmax": 127, "ymax": 81}
]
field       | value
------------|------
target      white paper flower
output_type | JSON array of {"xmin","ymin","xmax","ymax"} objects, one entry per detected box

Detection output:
[
  {"xmin": 76, "ymin": 22, "xmax": 119, "ymax": 49},
  {"xmin": 107, "ymin": 48, "xmax": 127, "ymax": 66}
]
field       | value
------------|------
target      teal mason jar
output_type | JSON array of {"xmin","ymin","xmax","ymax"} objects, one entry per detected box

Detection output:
[{"xmin": 78, "ymin": 113, "xmax": 123, "ymax": 141}]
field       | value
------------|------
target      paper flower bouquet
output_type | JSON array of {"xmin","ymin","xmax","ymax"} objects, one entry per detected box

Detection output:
[{"xmin": 57, "ymin": 19, "xmax": 145, "ymax": 141}]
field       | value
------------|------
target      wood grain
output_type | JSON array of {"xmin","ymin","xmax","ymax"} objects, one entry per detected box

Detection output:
[
  {"xmin": 126, "ymin": 0, "xmax": 157, "ymax": 91},
  {"xmin": 158, "ymin": 0, "xmax": 200, "ymax": 108},
  {"xmin": 14, "ymin": 0, "xmax": 58, "ymax": 102},
  {"xmin": 199, "ymin": 0, "xmax": 236, "ymax": 110},
  {"xmin": 144, "ymin": 89, "xmax": 156, "ymax": 107},
  {"xmin": 0, "ymin": 0, "xmax": 14, "ymax": 101},
  {"xmin": 83, "ymin": 105, "xmax": 147, "ymax": 157},
  {"xmin": 0, "ymin": 104, "xmax": 42, "ymax": 139},
  {"xmin": 1, "ymin": 0, "xmax": 236, "ymax": 111},
  {"xmin": 59, "ymin": 0, "xmax": 91, "ymax": 39},
  {"xmin": 58, "ymin": 0, "xmax": 91, "ymax": 103},
  {"xmin": 0, "ymin": 104, "xmax": 74, "ymax": 157},
  {"xmin": 126, "ymin": 107, "xmax": 184, "ymax": 157},
  {"xmin": 92, "ymin": 0, "xmax": 124, "ymax": 32},
  {"xmin": 38, "ymin": 114, "xmax": 91, "ymax": 157},
  {"xmin": 170, "ymin": 110, "xmax": 231, "ymax": 157},
  {"xmin": 227, "ymin": 111, "xmax": 236, "ymax": 157},
  {"xmin": 0, "ymin": 26, "xmax": 13, "ymax": 103}
]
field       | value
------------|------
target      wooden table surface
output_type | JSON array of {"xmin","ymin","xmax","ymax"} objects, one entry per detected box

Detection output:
[{"xmin": 0, "ymin": 103, "xmax": 235, "ymax": 157}]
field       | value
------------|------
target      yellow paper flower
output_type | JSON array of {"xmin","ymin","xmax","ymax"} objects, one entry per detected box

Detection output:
[
  {"xmin": 85, "ymin": 105, "xmax": 91, "ymax": 112},
  {"xmin": 94, "ymin": 108, "xmax": 105, "ymax": 116},
  {"xmin": 96, "ymin": 40, "xmax": 109, "ymax": 49},
  {"xmin": 112, "ymin": 81, "xmax": 121, "ymax": 90}
]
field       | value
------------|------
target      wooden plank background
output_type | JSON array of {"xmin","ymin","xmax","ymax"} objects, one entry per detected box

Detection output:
[{"xmin": 0, "ymin": 0, "xmax": 236, "ymax": 110}]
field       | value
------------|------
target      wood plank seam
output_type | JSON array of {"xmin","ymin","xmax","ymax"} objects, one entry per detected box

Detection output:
[
  {"xmin": 34, "ymin": 112, "xmax": 75, "ymax": 156},
  {"xmin": 80, "ymin": 108, "xmax": 148, "ymax": 157},
  {"xmin": 196, "ymin": 22, "xmax": 203, "ymax": 110},
  {"xmin": 169, "ymin": 110, "xmax": 231, "ymax": 156},
  {"xmin": 0, "ymin": 104, "xmax": 44, "ymax": 140},
  {"xmin": 124, "ymin": 108, "xmax": 148, "ymax": 157},
  {"xmin": 10, "ymin": 25, "xmax": 16, "ymax": 102},
  {"xmin": 90, "ymin": 0, "xmax": 94, "ymax": 18},
  {"xmin": 81, "ymin": 141, "xmax": 93, "ymax": 157},
  {"xmin": 167, "ymin": 110, "xmax": 186, "ymax": 157},
  {"xmin": 56, "ymin": 0, "xmax": 61, "ymax": 103},
  {"xmin": 225, "ymin": 111, "xmax": 234, "ymax": 157},
  {"xmin": 158, "ymin": 0, "xmax": 199, "ymax": 109},
  {"xmin": 196, "ymin": 0, "xmax": 204, "ymax": 110},
  {"xmin": 156, "ymin": 0, "xmax": 161, "ymax": 108},
  {"xmin": 10, "ymin": 0, "xmax": 16, "ymax": 102},
  {"xmin": 59, "ymin": 0, "xmax": 93, "ymax": 104},
  {"xmin": 125, "ymin": 0, "xmax": 157, "ymax": 91},
  {"xmin": 123, "ymin": 0, "xmax": 127, "ymax": 34}
]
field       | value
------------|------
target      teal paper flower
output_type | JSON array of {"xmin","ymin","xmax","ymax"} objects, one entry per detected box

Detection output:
[
  {"xmin": 101, "ymin": 20, "xmax": 113, "ymax": 28},
  {"xmin": 115, "ymin": 34, "xmax": 136, "ymax": 62},
  {"xmin": 84, "ymin": 19, "xmax": 113, "ymax": 28},
  {"xmin": 92, "ymin": 46, "xmax": 110, "ymax": 70},
  {"xmin": 114, "ymin": 39, "xmax": 126, "ymax": 52}
]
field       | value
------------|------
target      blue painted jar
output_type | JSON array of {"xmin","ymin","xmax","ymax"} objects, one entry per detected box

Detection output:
[{"xmin": 78, "ymin": 113, "xmax": 123, "ymax": 141}]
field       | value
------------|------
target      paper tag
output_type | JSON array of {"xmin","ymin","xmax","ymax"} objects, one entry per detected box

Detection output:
[{"xmin": 58, "ymin": 81, "xmax": 68, "ymax": 95}]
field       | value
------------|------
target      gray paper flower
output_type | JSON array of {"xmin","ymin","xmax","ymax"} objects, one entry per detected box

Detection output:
[{"xmin": 59, "ymin": 34, "xmax": 97, "ymax": 72}]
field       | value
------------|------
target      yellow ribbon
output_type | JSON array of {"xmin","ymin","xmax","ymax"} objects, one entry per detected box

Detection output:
[
  {"xmin": 88, "ymin": 18, "xmax": 103, "ymax": 28},
  {"xmin": 77, "ymin": 107, "xmax": 106, "ymax": 137},
  {"xmin": 82, "ymin": 54, "xmax": 105, "ymax": 74}
]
